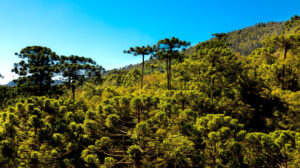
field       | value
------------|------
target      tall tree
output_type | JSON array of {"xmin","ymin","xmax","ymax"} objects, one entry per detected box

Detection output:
[
  {"xmin": 156, "ymin": 37, "xmax": 190, "ymax": 90},
  {"xmin": 124, "ymin": 45, "xmax": 154, "ymax": 89},
  {"xmin": 193, "ymin": 35, "xmax": 242, "ymax": 113},
  {"xmin": 60, "ymin": 55, "xmax": 96, "ymax": 99},
  {"xmin": 12, "ymin": 46, "xmax": 60, "ymax": 96},
  {"xmin": 264, "ymin": 33, "xmax": 300, "ymax": 89}
]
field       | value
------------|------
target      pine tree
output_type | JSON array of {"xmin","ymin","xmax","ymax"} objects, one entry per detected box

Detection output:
[
  {"xmin": 60, "ymin": 55, "xmax": 96, "ymax": 99},
  {"xmin": 264, "ymin": 33, "xmax": 300, "ymax": 89},
  {"xmin": 12, "ymin": 46, "xmax": 60, "ymax": 96},
  {"xmin": 124, "ymin": 45, "xmax": 154, "ymax": 89},
  {"xmin": 156, "ymin": 37, "xmax": 190, "ymax": 90}
]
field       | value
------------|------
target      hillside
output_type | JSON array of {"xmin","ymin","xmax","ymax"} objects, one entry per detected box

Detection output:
[
  {"xmin": 184, "ymin": 21, "xmax": 284, "ymax": 56},
  {"xmin": 228, "ymin": 21, "xmax": 284, "ymax": 55},
  {"xmin": 109, "ymin": 21, "xmax": 284, "ymax": 74},
  {"xmin": 0, "ymin": 15, "xmax": 299, "ymax": 168}
]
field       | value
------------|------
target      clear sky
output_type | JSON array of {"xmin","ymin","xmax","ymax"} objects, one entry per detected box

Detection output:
[{"xmin": 0, "ymin": 0, "xmax": 299, "ymax": 84}]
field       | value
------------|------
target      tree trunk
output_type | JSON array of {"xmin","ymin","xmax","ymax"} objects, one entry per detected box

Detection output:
[
  {"xmin": 137, "ymin": 110, "xmax": 141, "ymax": 123},
  {"xmin": 169, "ymin": 56, "xmax": 172, "ymax": 90},
  {"xmin": 166, "ymin": 58, "xmax": 169, "ymax": 90},
  {"xmin": 72, "ymin": 85, "xmax": 75, "ymax": 100},
  {"xmin": 211, "ymin": 77, "xmax": 214, "ymax": 113},
  {"xmin": 169, "ymin": 46, "xmax": 173, "ymax": 90},
  {"xmin": 282, "ymin": 47, "xmax": 288, "ymax": 89},
  {"xmin": 141, "ymin": 54, "xmax": 144, "ymax": 89},
  {"xmin": 134, "ymin": 158, "xmax": 141, "ymax": 168},
  {"xmin": 68, "ymin": 76, "xmax": 71, "ymax": 88}
]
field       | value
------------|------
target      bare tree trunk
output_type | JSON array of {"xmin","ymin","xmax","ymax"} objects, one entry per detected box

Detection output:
[
  {"xmin": 169, "ymin": 56, "xmax": 172, "ymax": 90},
  {"xmin": 141, "ymin": 54, "xmax": 144, "ymax": 89},
  {"xmin": 166, "ymin": 58, "xmax": 169, "ymax": 90},
  {"xmin": 282, "ymin": 47, "xmax": 288, "ymax": 89},
  {"xmin": 134, "ymin": 158, "xmax": 141, "ymax": 168},
  {"xmin": 72, "ymin": 85, "xmax": 75, "ymax": 100},
  {"xmin": 169, "ymin": 47, "xmax": 173, "ymax": 90}
]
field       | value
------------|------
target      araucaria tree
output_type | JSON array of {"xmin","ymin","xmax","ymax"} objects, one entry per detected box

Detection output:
[
  {"xmin": 60, "ymin": 55, "xmax": 96, "ymax": 99},
  {"xmin": 12, "ymin": 46, "xmax": 60, "ymax": 96},
  {"xmin": 264, "ymin": 33, "xmax": 299, "ymax": 89},
  {"xmin": 124, "ymin": 45, "xmax": 154, "ymax": 89},
  {"xmin": 156, "ymin": 37, "xmax": 190, "ymax": 90}
]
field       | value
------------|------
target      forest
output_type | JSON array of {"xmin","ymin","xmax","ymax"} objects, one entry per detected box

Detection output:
[{"xmin": 0, "ymin": 15, "xmax": 299, "ymax": 168}]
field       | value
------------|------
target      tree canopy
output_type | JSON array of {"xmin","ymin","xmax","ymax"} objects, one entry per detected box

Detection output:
[{"xmin": 0, "ymin": 15, "xmax": 299, "ymax": 168}]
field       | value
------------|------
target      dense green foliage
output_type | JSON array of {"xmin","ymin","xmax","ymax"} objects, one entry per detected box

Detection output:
[
  {"xmin": 155, "ymin": 37, "xmax": 190, "ymax": 90},
  {"xmin": 185, "ymin": 21, "xmax": 284, "ymax": 56},
  {"xmin": 228, "ymin": 21, "xmax": 284, "ymax": 55},
  {"xmin": 0, "ymin": 15, "xmax": 299, "ymax": 167},
  {"xmin": 60, "ymin": 55, "xmax": 97, "ymax": 99},
  {"xmin": 12, "ymin": 46, "xmax": 61, "ymax": 97},
  {"xmin": 124, "ymin": 45, "xmax": 155, "ymax": 89}
]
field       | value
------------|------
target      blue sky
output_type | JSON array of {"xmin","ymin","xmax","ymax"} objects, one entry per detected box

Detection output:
[{"xmin": 0, "ymin": 0, "xmax": 299, "ymax": 84}]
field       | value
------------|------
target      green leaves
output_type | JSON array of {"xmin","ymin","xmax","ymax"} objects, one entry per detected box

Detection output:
[
  {"xmin": 105, "ymin": 114, "xmax": 120, "ymax": 128},
  {"xmin": 12, "ymin": 46, "xmax": 104, "ymax": 99},
  {"xmin": 12, "ymin": 46, "xmax": 60, "ymax": 96},
  {"xmin": 194, "ymin": 114, "xmax": 245, "ymax": 167},
  {"xmin": 161, "ymin": 135, "xmax": 195, "ymax": 167},
  {"xmin": 60, "ymin": 55, "xmax": 99, "ymax": 99},
  {"xmin": 127, "ymin": 145, "xmax": 142, "ymax": 159},
  {"xmin": 0, "ymin": 15, "xmax": 299, "ymax": 168},
  {"xmin": 155, "ymin": 37, "xmax": 191, "ymax": 90},
  {"xmin": 124, "ymin": 45, "xmax": 155, "ymax": 89},
  {"xmin": 124, "ymin": 45, "xmax": 154, "ymax": 56}
]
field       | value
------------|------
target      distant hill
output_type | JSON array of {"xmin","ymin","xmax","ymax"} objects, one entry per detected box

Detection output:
[
  {"xmin": 185, "ymin": 21, "xmax": 284, "ymax": 56},
  {"xmin": 228, "ymin": 21, "xmax": 284, "ymax": 55},
  {"xmin": 114, "ymin": 21, "xmax": 285, "ymax": 74}
]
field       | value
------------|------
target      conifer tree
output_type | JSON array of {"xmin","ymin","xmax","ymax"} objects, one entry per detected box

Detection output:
[
  {"xmin": 264, "ymin": 33, "xmax": 299, "ymax": 89},
  {"xmin": 12, "ymin": 46, "xmax": 60, "ymax": 96},
  {"xmin": 60, "ymin": 55, "xmax": 96, "ymax": 99},
  {"xmin": 88, "ymin": 65, "xmax": 105, "ymax": 85},
  {"xmin": 156, "ymin": 37, "xmax": 190, "ymax": 90},
  {"xmin": 124, "ymin": 45, "xmax": 154, "ymax": 89}
]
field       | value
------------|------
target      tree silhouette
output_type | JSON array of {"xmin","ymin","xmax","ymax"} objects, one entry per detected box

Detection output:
[
  {"xmin": 124, "ymin": 45, "xmax": 154, "ymax": 89},
  {"xmin": 12, "ymin": 46, "xmax": 60, "ymax": 96},
  {"xmin": 88, "ymin": 65, "xmax": 105, "ymax": 85},
  {"xmin": 265, "ymin": 33, "xmax": 299, "ymax": 89},
  {"xmin": 60, "ymin": 55, "xmax": 96, "ymax": 99},
  {"xmin": 156, "ymin": 37, "xmax": 190, "ymax": 90}
]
